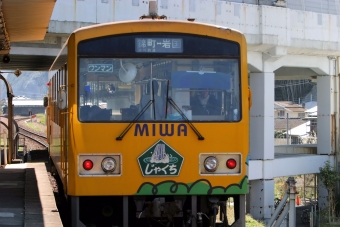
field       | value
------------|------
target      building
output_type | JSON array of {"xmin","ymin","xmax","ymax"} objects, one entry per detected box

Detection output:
[
  {"xmin": 274, "ymin": 101, "xmax": 307, "ymax": 118},
  {"xmin": 2, "ymin": 96, "xmax": 45, "ymax": 116}
]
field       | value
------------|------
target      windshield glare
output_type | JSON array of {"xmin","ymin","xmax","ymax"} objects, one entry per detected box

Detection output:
[{"xmin": 78, "ymin": 58, "xmax": 240, "ymax": 122}]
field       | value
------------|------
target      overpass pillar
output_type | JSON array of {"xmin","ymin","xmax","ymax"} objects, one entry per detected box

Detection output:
[
  {"xmin": 317, "ymin": 75, "xmax": 334, "ymax": 155},
  {"xmin": 249, "ymin": 72, "xmax": 275, "ymax": 223},
  {"xmin": 316, "ymin": 59, "xmax": 338, "ymax": 208}
]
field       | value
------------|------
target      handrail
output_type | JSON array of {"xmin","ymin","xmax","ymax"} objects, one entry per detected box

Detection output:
[
  {"xmin": 267, "ymin": 193, "xmax": 289, "ymax": 226},
  {"xmin": 273, "ymin": 204, "xmax": 290, "ymax": 227}
]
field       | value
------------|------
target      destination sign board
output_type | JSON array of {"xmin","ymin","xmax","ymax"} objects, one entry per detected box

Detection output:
[{"xmin": 135, "ymin": 38, "xmax": 183, "ymax": 53}]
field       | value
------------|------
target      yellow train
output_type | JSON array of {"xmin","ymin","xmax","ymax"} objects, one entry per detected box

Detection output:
[{"xmin": 46, "ymin": 18, "xmax": 250, "ymax": 227}]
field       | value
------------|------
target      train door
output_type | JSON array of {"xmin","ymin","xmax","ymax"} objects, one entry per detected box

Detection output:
[{"xmin": 57, "ymin": 66, "xmax": 69, "ymax": 193}]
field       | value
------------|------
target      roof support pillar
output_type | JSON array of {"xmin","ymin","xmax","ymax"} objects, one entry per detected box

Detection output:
[{"xmin": 0, "ymin": 74, "xmax": 14, "ymax": 164}]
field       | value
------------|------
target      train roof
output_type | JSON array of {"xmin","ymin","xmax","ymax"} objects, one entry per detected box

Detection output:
[
  {"xmin": 49, "ymin": 19, "xmax": 245, "ymax": 71},
  {"xmin": 73, "ymin": 19, "xmax": 243, "ymax": 35}
]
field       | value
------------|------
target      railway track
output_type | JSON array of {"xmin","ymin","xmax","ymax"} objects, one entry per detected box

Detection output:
[
  {"xmin": 18, "ymin": 127, "xmax": 48, "ymax": 148},
  {"xmin": 15, "ymin": 117, "xmax": 48, "ymax": 151}
]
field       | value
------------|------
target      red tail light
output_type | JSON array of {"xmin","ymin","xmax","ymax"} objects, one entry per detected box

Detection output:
[
  {"xmin": 83, "ymin": 159, "xmax": 94, "ymax": 170},
  {"xmin": 226, "ymin": 159, "xmax": 237, "ymax": 169}
]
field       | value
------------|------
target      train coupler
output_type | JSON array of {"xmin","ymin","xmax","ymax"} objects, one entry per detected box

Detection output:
[{"xmin": 135, "ymin": 197, "xmax": 183, "ymax": 219}]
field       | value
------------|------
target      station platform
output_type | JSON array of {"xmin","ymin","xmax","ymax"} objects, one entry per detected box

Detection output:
[{"xmin": 0, "ymin": 163, "xmax": 63, "ymax": 227}]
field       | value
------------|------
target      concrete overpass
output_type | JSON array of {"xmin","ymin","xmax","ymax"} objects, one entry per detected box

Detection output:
[{"xmin": 3, "ymin": 0, "xmax": 340, "ymax": 224}]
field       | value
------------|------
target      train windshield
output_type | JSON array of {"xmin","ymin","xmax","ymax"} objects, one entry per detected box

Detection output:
[{"xmin": 78, "ymin": 58, "xmax": 240, "ymax": 122}]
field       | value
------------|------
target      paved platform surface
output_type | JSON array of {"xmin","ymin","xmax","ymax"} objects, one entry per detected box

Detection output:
[{"xmin": 0, "ymin": 163, "xmax": 63, "ymax": 227}]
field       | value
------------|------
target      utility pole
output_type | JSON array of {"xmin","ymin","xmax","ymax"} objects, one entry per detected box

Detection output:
[{"xmin": 286, "ymin": 113, "xmax": 289, "ymax": 144}]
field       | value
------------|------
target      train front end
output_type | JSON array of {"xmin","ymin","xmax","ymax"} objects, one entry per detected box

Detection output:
[{"xmin": 54, "ymin": 20, "xmax": 250, "ymax": 227}]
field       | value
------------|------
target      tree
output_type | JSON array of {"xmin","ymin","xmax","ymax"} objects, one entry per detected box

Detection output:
[
  {"xmin": 318, "ymin": 161, "xmax": 340, "ymax": 223},
  {"xmin": 274, "ymin": 130, "xmax": 286, "ymax": 138}
]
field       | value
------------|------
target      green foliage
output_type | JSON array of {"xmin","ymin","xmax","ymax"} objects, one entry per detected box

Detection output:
[
  {"xmin": 318, "ymin": 161, "xmax": 340, "ymax": 189},
  {"xmin": 274, "ymin": 130, "xmax": 286, "ymax": 138},
  {"xmin": 318, "ymin": 161, "xmax": 340, "ymax": 222},
  {"xmin": 274, "ymin": 177, "xmax": 287, "ymax": 199},
  {"xmin": 25, "ymin": 113, "xmax": 46, "ymax": 132},
  {"xmin": 245, "ymin": 214, "xmax": 265, "ymax": 227},
  {"xmin": 25, "ymin": 122, "xmax": 40, "ymax": 131},
  {"xmin": 36, "ymin": 113, "xmax": 46, "ymax": 125}
]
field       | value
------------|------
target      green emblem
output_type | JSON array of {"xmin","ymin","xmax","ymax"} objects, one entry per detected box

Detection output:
[{"xmin": 138, "ymin": 140, "xmax": 184, "ymax": 176}]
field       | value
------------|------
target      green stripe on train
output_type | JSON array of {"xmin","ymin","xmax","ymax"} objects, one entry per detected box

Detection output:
[{"xmin": 135, "ymin": 176, "xmax": 248, "ymax": 195}]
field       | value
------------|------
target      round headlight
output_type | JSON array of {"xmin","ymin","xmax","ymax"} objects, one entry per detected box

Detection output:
[
  {"xmin": 204, "ymin": 156, "xmax": 218, "ymax": 172},
  {"xmin": 101, "ymin": 157, "xmax": 117, "ymax": 172}
]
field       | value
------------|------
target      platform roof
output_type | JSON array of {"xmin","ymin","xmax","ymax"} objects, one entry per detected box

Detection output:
[
  {"xmin": 0, "ymin": 0, "xmax": 56, "ymax": 71},
  {"xmin": 2, "ymin": 0, "xmax": 55, "ymax": 43}
]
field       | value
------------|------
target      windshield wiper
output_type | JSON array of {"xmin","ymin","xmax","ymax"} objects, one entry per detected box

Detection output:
[
  {"xmin": 165, "ymin": 80, "xmax": 204, "ymax": 140},
  {"xmin": 116, "ymin": 81, "xmax": 156, "ymax": 140},
  {"xmin": 167, "ymin": 98, "xmax": 204, "ymax": 140},
  {"xmin": 116, "ymin": 99, "xmax": 153, "ymax": 140}
]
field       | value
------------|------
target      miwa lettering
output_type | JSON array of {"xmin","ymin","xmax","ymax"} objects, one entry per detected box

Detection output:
[{"xmin": 134, "ymin": 124, "xmax": 187, "ymax": 136}]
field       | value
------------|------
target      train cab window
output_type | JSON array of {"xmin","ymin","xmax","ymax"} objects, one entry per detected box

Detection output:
[{"xmin": 78, "ymin": 58, "xmax": 240, "ymax": 122}]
